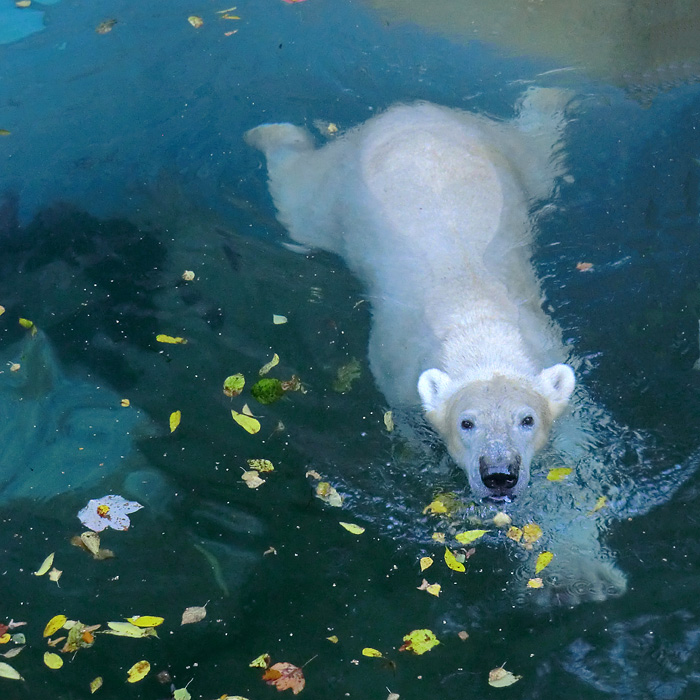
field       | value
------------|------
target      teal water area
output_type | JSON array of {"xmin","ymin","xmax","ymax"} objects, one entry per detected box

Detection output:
[{"xmin": 2, "ymin": 1, "xmax": 700, "ymax": 699}]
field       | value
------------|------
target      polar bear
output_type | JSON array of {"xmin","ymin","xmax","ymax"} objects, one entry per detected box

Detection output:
[{"xmin": 245, "ymin": 91, "xmax": 694, "ymax": 604}]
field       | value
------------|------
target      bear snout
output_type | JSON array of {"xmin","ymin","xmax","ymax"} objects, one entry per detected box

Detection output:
[{"xmin": 479, "ymin": 454, "xmax": 521, "ymax": 492}]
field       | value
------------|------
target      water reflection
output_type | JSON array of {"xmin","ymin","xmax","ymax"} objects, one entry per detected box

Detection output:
[{"xmin": 367, "ymin": 0, "xmax": 700, "ymax": 101}]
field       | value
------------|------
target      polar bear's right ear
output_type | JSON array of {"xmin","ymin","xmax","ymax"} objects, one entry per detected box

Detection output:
[
  {"xmin": 537, "ymin": 363, "xmax": 576, "ymax": 418},
  {"xmin": 418, "ymin": 369, "xmax": 452, "ymax": 414}
]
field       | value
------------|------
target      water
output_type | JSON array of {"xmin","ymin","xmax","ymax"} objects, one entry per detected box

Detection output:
[{"xmin": 1, "ymin": 1, "xmax": 700, "ymax": 698}]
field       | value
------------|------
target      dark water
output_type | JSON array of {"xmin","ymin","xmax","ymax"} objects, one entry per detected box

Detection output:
[{"xmin": 2, "ymin": 1, "xmax": 700, "ymax": 699}]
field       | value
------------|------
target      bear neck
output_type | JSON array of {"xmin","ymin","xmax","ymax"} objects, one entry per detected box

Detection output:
[{"xmin": 438, "ymin": 310, "xmax": 538, "ymax": 386}]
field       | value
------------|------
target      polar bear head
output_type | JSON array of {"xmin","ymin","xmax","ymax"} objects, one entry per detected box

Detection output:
[{"xmin": 417, "ymin": 365, "xmax": 575, "ymax": 501}]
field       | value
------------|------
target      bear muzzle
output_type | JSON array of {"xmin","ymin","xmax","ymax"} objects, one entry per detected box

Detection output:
[{"xmin": 479, "ymin": 454, "xmax": 521, "ymax": 498}]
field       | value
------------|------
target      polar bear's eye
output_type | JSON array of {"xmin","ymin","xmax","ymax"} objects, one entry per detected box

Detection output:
[
  {"xmin": 460, "ymin": 419, "xmax": 474, "ymax": 431},
  {"xmin": 521, "ymin": 415, "xmax": 535, "ymax": 428}
]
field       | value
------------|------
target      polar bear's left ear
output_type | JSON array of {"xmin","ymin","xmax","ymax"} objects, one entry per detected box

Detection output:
[
  {"xmin": 537, "ymin": 364, "xmax": 576, "ymax": 418},
  {"xmin": 417, "ymin": 368, "xmax": 452, "ymax": 414}
]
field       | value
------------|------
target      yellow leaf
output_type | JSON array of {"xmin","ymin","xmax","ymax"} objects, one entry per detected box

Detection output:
[
  {"xmin": 259, "ymin": 353, "xmax": 280, "ymax": 376},
  {"xmin": 432, "ymin": 532, "xmax": 445, "ymax": 543},
  {"xmin": 80, "ymin": 531, "xmax": 101, "ymax": 556},
  {"xmin": 590, "ymin": 495, "xmax": 607, "ymax": 513},
  {"xmin": 48, "ymin": 568, "xmax": 62, "ymax": 583},
  {"xmin": 249, "ymin": 653, "xmax": 271, "ymax": 668},
  {"xmin": 326, "ymin": 635, "xmax": 339, "ymax": 643},
  {"xmin": 105, "ymin": 622, "xmax": 157, "ymax": 638},
  {"xmin": 492, "ymin": 511, "xmax": 512, "ymax": 527},
  {"xmin": 187, "ymin": 15, "xmax": 203, "ymax": 27},
  {"xmin": 247, "ymin": 459, "xmax": 274, "ymax": 472},
  {"xmin": 444, "ymin": 547, "xmax": 465, "ymax": 572},
  {"xmin": 241, "ymin": 471, "xmax": 265, "ymax": 489},
  {"xmin": 315, "ymin": 481, "xmax": 343, "ymax": 507},
  {"xmin": 0, "ymin": 634, "xmax": 9, "ymax": 644},
  {"xmin": 90, "ymin": 677, "xmax": 103, "ymax": 693},
  {"xmin": 522, "ymin": 523, "xmax": 543, "ymax": 544},
  {"xmin": 454, "ymin": 529, "xmax": 488, "ymax": 544},
  {"xmin": 170, "ymin": 410, "xmax": 181, "ymax": 433},
  {"xmin": 506, "ymin": 526, "xmax": 523, "ymax": 542},
  {"xmin": 126, "ymin": 616, "xmax": 164, "ymax": 628},
  {"xmin": 422, "ymin": 499, "xmax": 447, "ymax": 515},
  {"xmin": 527, "ymin": 577, "xmax": 544, "ymax": 588},
  {"xmin": 231, "ymin": 409, "xmax": 261, "ymax": 434},
  {"xmin": 34, "ymin": 552, "xmax": 55, "ymax": 576},
  {"xmin": 0, "ymin": 661, "xmax": 22, "ymax": 680},
  {"xmin": 547, "ymin": 467, "xmax": 572, "ymax": 481},
  {"xmin": 44, "ymin": 652, "xmax": 63, "ymax": 669},
  {"xmin": 43, "ymin": 615, "xmax": 67, "ymax": 637},
  {"xmin": 272, "ymin": 314, "xmax": 287, "ymax": 325},
  {"xmin": 126, "ymin": 660, "xmax": 150, "ymax": 683},
  {"xmin": 488, "ymin": 667, "xmax": 522, "ymax": 688},
  {"xmin": 339, "ymin": 522, "xmax": 365, "ymax": 535},
  {"xmin": 362, "ymin": 648, "xmax": 383, "ymax": 657},
  {"xmin": 156, "ymin": 334, "xmax": 187, "ymax": 344},
  {"xmin": 535, "ymin": 551, "xmax": 553, "ymax": 573},
  {"xmin": 120, "ymin": 398, "xmax": 130, "ymax": 407},
  {"xmin": 182, "ymin": 270, "xmax": 195, "ymax": 281},
  {"xmin": 383, "ymin": 410, "xmax": 394, "ymax": 432},
  {"xmin": 18, "ymin": 317, "xmax": 34, "ymax": 330},
  {"xmin": 399, "ymin": 628, "xmax": 440, "ymax": 655},
  {"xmin": 417, "ymin": 579, "xmax": 441, "ymax": 596},
  {"xmin": 419, "ymin": 556, "xmax": 433, "ymax": 571}
]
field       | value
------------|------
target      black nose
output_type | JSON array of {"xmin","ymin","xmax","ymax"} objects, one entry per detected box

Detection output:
[{"xmin": 479, "ymin": 455, "xmax": 520, "ymax": 491}]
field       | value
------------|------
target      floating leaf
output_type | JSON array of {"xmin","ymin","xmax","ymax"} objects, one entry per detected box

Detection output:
[
  {"xmin": 262, "ymin": 662, "xmax": 305, "ymax": 695},
  {"xmin": 105, "ymin": 622, "xmax": 157, "ymax": 638},
  {"xmin": 80, "ymin": 531, "xmax": 101, "ymax": 556},
  {"xmin": 339, "ymin": 522, "xmax": 365, "ymax": 535},
  {"xmin": 231, "ymin": 409, "xmax": 261, "ymax": 434},
  {"xmin": 576, "ymin": 262, "xmax": 594, "ymax": 272},
  {"xmin": 399, "ymin": 629, "xmax": 440, "ymax": 655},
  {"xmin": 173, "ymin": 689, "xmax": 191, "ymax": 700},
  {"xmin": 126, "ymin": 616, "xmax": 164, "ymax": 628},
  {"xmin": 181, "ymin": 605, "xmax": 207, "ymax": 625},
  {"xmin": 432, "ymin": 532, "xmax": 445, "ymax": 543},
  {"xmin": 44, "ymin": 615, "xmax": 67, "ymax": 637},
  {"xmin": 362, "ymin": 648, "xmax": 383, "ymax": 657},
  {"xmin": 182, "ymin": 270, "xmax": 195, "ymax": 281},
  {"xmin": 326, "ymin": 635, "xmax": 339, "ymax": 643},
  {"xmin": 0, "ymin": 662, "xmax": 22, "ymax": 680},
  {"xmin": 506, "ymin": 526, "xmax": 523, "ymax": 542},
  {"xmin": 258, "ymin": 353, "xmax": 280, "ymax": 376},
  {"xmin": 458, "ymin": 630, "xmax": 469, "ymax": 641},
  {"xmin": 444, "ymin": 547, "xmax": 465, "ymax": 572},
  {"xmin": 522, "ymin": 523, "xmax": 543, "ymax": 544},
  {"xmin": 423, "ymin": 499, "xmax": 447, "ymax": 515},
  {"xmin": 34, "ymin": 552, "xmax": 55, "ymax": 576},
  {"xmin": 527, "ymin": 577, "xmax": 544, "ymax": 588},
  {"xmin": 247, "ymin": 459, "xmax": 274, "ymax": 472},
  {"xmin": 535, "ymin": 551, "xmax": 553, "ymax": 574},
  {"xmin": 590, "ymin": 495, "xmax": 607, "ymax": 513},
  {"xmin": 273, "ymin": 314, "xmax": 287, "ymax": 325},
  {"xmin": 383, "ymin": 411, "xmax": 394, "ymax": 432},
  {"xmin": 187, "ymin": 15, "xmax": 203, "ymax": 27},
  {"xmin": 0, "ymin": 130, "xmax": 9, "ymax": 137},
  {"xmin": 95, "ymin": 18, "xmax": 117, "ymax": 33},
  {"xmin": 44, "ymin": 651, "xmax": 63, "ymax": 669},
  {"xmin": 249, "ymin": 653, "xmax": 271, "ymax": 668},
  {"xmin": 2, "ymin": 647, "xmax": 24, "ymax": 659},
  {"xmin": 0, "ymin": 305, "xmax": 5, "ymax": 315},
  {"xmin": 223, "ymin": 374, "xmax": 245, "ymax": 397},
  {"xmin": 417, "ymin": 579, "xmax": 441, "ymax": 597},
  {"xmin": 90, "ymin": 677, "xmax": 103, "ymax": 693},
  {"xmin": 120, "ymin": 398, "xmax": 130, "ymax": 407},
  {"xmin": 492, "ymin": 511, "xmax": 512, "ymax": 527},
  {"xmin": 488, "ymin": 666, "xmax": 522, "ymax": 688},
  {"xmin": 332, "ymin": 358, "xmax": 361, "ymax": 393},
  {"xmin": 49, "ymin": 568, "xmax": 62, "ymax": 584},
  {"xmin": 18, "ymin": 318, "xmax": 33, "ymax": 329},
  {"xmin": 170, "ymin": 410, "xmax": 181, "ymax": 433},
  {"xmin": 547, "ymin": 467, "xmax": 572, "ymax": 481},
  {"xmin": 0, "ymin": 634, "xmax": 9, "ymax": 644},
  {"xmin": 156, "ymin": 334, "xmax": 187, "ymax": 344},
  {"xmin": 251, "ymin": 378, "xmax": 284, "ymax": 405},
  {"xmin": 455, "ymin": 529, "xmax": 488, "ymax": 545},
  {"xmin": 419, "ymin": 556, "xmax": 433, "ymax": 572},
  {"xmin": 126, "ymin": 660, "xmax": 150, "ymax": 683},
  {"xmin": 241, "ymin": 471, "xmax": 265, "ymax": 489},
  {"xmin": 315, "ymin": 481, "xmax": 343, "ymax": 507}
]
